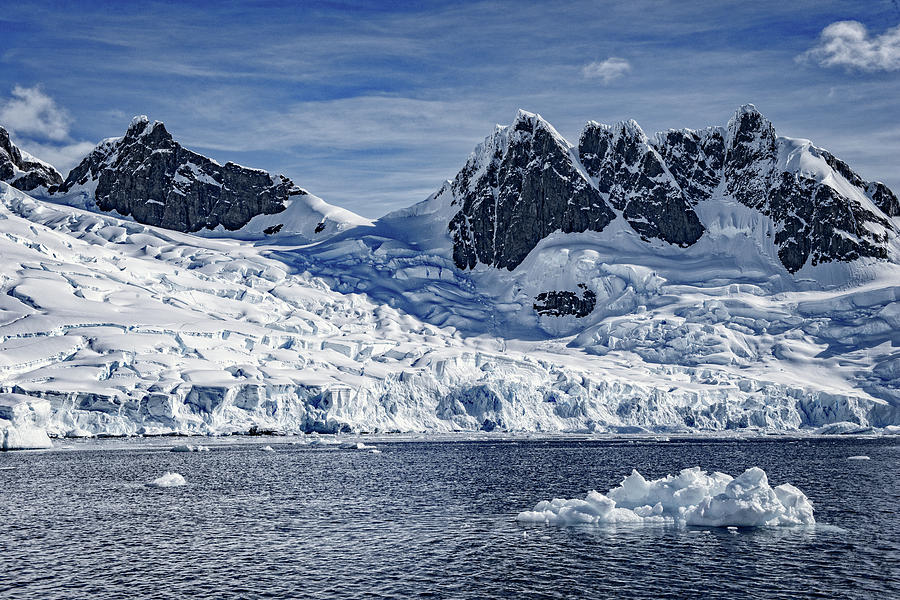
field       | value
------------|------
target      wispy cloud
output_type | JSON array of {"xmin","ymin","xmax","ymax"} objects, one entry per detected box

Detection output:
[
  {"xmin": 582, "ymin": 58, "xmax": 632, "ymax": 84},
  {"xmin": 0, "ymin": 85, "xmax": 71, "ymax": 140},
  {"xmin": 0, "ymin": 85, "xmax": 95, "ymax": 173},
  {"xmin": 800, "ymin": 21, "xmax": 900, "ymax": 72}
]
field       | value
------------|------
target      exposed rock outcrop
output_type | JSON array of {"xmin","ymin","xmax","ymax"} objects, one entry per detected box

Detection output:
[
  {"xmin": 449, "ymin": 111, "xmax": 615, "ymax": 270},
  {"xmin": 445, "ymin": 106, "xmax": 897, "ymax": 274},
  {"xmin": 0, "ymin": 126, "xmax": 63, "ymax": 192},
  {"xmin": 578, "ymin": 120, "xmax": 704, "ymax": 246},
  {"xmin": 54, "ymin": 116, "xmax": 303, "ymax": 233}
]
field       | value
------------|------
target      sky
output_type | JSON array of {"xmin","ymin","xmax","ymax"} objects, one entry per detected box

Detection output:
[{"xmin": 1, "ymin": 0, "xmax": 899, "ymax": 217}]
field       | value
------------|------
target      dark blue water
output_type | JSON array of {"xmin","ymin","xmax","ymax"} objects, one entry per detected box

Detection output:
[{"xmin": 1, "ymin": 437, "xmax": 898, "ymax": 599}]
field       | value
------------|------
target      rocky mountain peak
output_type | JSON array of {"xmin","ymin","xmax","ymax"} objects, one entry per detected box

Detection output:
[
  {"xmin": 579, "ymin": 117, "xmax": 705, "ymax": 247},
  {"xmin": 448, "ymin": 110, "xmax": 613, "ymax": 270},
  {"xmin": 444, "ymin": 107, "xmax": 896, "ymax": 276},
  {"xmin": 725, "ymin": 104, "xmax": 777, "ymax": 164},
  {"xmin": 0, "ymin": 125, "xmax": 63, "ymax": 192},
  {"xmin": 53, "ymin": 117, "xmax": 299, "ymax": 233}
]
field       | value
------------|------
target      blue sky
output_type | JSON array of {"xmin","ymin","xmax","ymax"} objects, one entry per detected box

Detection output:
[{"xmin": 2, "ymin": 0, "xmax": 899, "ymax": 217}]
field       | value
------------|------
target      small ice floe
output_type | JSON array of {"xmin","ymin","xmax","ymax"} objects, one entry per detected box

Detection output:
[
  {"xmin": 341, "ymin": 441, "xmax": 377, "ymax": 450},
  {"xmin": 370, "ymin": 449, "xmax": 382, "ymax": 454},
  {"xmin": 847, "ymin": 455, "xmax": 871, "ymax": 460},
  {"xmin": 260, "ymin": 445, "xmax": 275, "ymax": 452},
  {"xmin": 147, "ymin": 472, "xmax": 186, "ymax": 488},
  {"xmin": 516, "ymin": 466, "xmax": 815, "ymax": 528},
  {"xmin": 307, "ymin": 435, "xmax": 341, "ymax": 446},
  {"xmin": 171, "ymin": 444, "xmax": 209, "ymax": 452},
  {"xmin": 65, "ymin": 428, "xmax": 94, "ymax": 438}
]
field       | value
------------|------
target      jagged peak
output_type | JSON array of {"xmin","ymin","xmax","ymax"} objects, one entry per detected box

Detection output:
[
  {"xmin": 653, "ymin": 125, "xmax": 725, "ymax": 145},
  {"xmin": 614, "ymin": 119, "xmax": 648, "ymax": 143},
  {"xmin": 726, "ymin": 103, "xmax": 775, "ymax": 146},
  {"xmin": 125, "ymin": 115, "xmax": 169, "ymax": 140},
  {"xmin": 510, "ymin": 109, "xmax": 571, "ymax": 147},
  {"xmin": 580, "ymin": 119, "xmax": 649, "ymax": 146}
]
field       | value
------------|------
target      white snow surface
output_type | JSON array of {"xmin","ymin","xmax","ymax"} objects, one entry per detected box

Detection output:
[
  {"xmin": 516, "ymin": 466, "xmax": 815, "ymax": 527},
  {"xmin": 1, "ymin": 123, "xmax": 899, "ymax": 443},
  {"xmin": 211, "ymin": 191, "xmax": 373, "ymax": 241},
  {"xmin": 147, "ymin": 471, "xmax": 186, "ymax": 488}
]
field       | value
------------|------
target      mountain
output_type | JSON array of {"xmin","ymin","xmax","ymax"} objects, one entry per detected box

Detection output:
[
  {"xmin": 52, "ymin": 116, "xmax": 370, "ymax": 240},
  {"xmin": 1, "ymin": 105, "xmax": 899, "ymax": 443},
  {"xmin": 0, "ymin": 126, "xmax": 63, "ymax": 192},
  {"xmin": 441, "ymin": 106, "xmax": 897, "ymax": 275}
]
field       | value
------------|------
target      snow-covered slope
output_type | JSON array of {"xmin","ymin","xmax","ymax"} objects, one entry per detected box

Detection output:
[
  {"xmin": 0, "ymin": 105, "xmax": 898, "ymax": 440},
  {"xmin": 1, "ymin": 178, "xmax": 897, "ymax": 438},
  {"xmin": 49, "ymin": 116, "xmax": 370, "ymax": 241}
]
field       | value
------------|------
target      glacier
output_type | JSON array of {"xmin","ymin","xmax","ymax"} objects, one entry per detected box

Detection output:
[
  {"xmin": 1, "ymin": 178, "xmax": 897, "ymax": 442},
  {"xmin": 0, "ymin": 106, "xmax": 898, "ymax": 444}
]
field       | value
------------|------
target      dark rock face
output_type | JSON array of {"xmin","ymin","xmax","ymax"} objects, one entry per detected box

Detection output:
[
  {"xmin": 867, "ymin": 182, "xmax": 900, "ymax": 217},
  {"xmin": 722, "ymin": 106, "xmax": 779, "ymax": 210},
  {"xmin": 721, "ymin": 108, "xmax": 892, "ymax": 272},
  {"xmin": 447, "ymin": 107, "xmax": 896, "ymax": 275},
  {"xmin": 0, "ymin": 126, "xmax": 63, "ymax": 192},
  {"xmin": 54, "ymin": 117, "xmax": 303, "ymax": 233},
  {"xmin": 650, "ymin": 106, "xmax": 895, "ymax": 272},
  {"xmin": 578, "ymin": 121, "xmax": 704, "ymax": 245},
  {"xmin": 449, "ymin": 112, "xmax": 615, "ymax": 270},
  {"xmin": 653, "ymin": 127, "xmax": 725, "ymax": 204},
  {"xmin": 533, "ymin": 284, "xmax": 596, "ymax": 317}
]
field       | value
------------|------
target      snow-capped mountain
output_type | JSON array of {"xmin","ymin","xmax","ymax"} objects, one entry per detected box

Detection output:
[
  {"xmin": 0, "ymin": 126, "xmax": 63, "ymax": 193},
  {"xmin": 52, "ymin": 116, "xmax": 370, "ymax": 240},
  {"xmin": 0, "ymin": 105, "xmax": 898, "ymax": 444},
  {"xmin": 440, "ymin": 106, "xmax": 897, "ymax": 276}
]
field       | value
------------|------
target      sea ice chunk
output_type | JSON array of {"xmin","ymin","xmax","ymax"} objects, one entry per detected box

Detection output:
[
  {"xmin": 147, "ymin": 472, "xmax": 186, "ymax": 488},
  {"xmin": 171, "ymin": 444, "xmax": 210, "ymax": 452},
  {"xmin": 341, "ymin": 442, "xmax": 376, "ymax": 450},
  {"xmin": 517, "ymin": 466, "xmax": 814, "ymax": 528}
]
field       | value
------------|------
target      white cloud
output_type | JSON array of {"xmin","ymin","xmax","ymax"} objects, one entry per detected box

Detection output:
[
  {"xmin": 0, "ymin": 85, "xmax": 97, "ymax": 174},
  {"xmin": 0, "ymin": 85, "xmax": 72, "ymax": 140},
  {"xmin": 16, "ymin": 140, "xmax": 96, "ymax": 174},
  {"xmin": 802, "ymin": 21, "xmax": 900, "ymax": 72},
  {"xmin": 582, "ymin": 58, "xmax": 632, "ymax": 83}
]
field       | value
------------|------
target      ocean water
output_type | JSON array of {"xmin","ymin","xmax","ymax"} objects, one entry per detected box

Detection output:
[{"xmin": 1, "ymin": 437, "xmax": 897, "ymax": 599}]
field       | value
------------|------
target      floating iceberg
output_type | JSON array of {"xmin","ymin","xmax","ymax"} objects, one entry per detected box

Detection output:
[
  {"xmin": 171, "ymin": 444, "xmax": 209, "ymax": 452},
  {"xmin": 517, "ymin": 466, "xmax": 814, "ymax": 528},
  {"xmin": 260, "ymin": 445, "xmax": 275, "ymax": 452},
  {"xmin": 847, "ymin": 455, "xmax": 871, "ymax": 460},
  {"xmin": 147, "ymin": 472, "xmax": 186, "ymax": 488},
  {"xmin": 341, "ymin": 442, "xmax": 377, "ymax": 450}
]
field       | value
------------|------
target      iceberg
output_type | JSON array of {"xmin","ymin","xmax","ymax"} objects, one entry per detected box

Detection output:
[
  {"xmin": 171, "ymin": 444, "xmax": 210, "ymax": 452},
  {"xmin": 147, "ymin": 472, "xmax": 186, "ymax": 488},
  {"xmin": 516, "ymin": 466, "xmax": 815, "ymax": 528}
]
